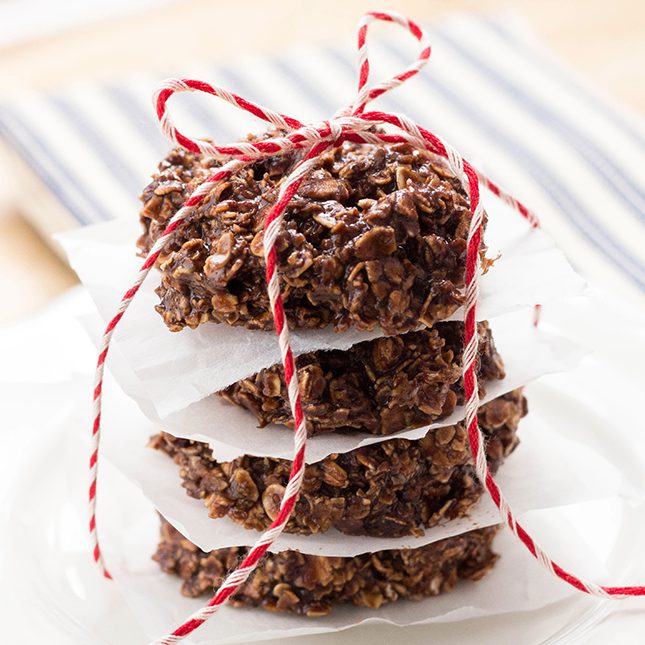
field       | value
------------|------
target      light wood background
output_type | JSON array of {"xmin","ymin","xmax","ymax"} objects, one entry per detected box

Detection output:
[{"xmin": 1, "ymin": 0, "xmax": 643, "ymax": 323}]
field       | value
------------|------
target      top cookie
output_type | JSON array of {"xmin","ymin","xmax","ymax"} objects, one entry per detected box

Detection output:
[{"xmin": 139, "ymin": 138, "xmax": 481, "ymax": 334}]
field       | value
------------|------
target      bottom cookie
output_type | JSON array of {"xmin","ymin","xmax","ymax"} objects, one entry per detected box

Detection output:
[{"xmin": 153, "ymin": 519, "xmax": 499, "ymax": 616}]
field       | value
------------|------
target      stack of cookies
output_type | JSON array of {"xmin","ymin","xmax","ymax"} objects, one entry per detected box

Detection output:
[{"xmin": 137, "ymin": 137, "xmax": 528, "ymax": 616}]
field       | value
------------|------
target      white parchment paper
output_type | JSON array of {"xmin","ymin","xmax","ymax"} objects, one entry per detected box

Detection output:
[
  {"xmin": 105, "ymin": 501, "xmax": 608, "ymax": 645},
  {"xmin": 155, "ymin": 313, "xmax": 585, "ymax": 462},
  {"xmin": 85, "ymin": 307, "xmax": 586, "ymax": 463},
  {"xmin": 100, "ymin": 370, "xmax": 621, "ymax": 557},
  {"xmin": 58, "ymin": 193, "xmax": 585, "ymax": 420}
]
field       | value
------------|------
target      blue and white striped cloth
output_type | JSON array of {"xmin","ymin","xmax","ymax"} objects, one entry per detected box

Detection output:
[{"xmin": 1, "ymin": 12, "xmax": 643, "ymax": 302}]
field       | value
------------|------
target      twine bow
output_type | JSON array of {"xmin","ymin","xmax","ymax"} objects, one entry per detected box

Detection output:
[{"xmin": 88, "ymin": 10, "xmax": 644, "ymax": 644}]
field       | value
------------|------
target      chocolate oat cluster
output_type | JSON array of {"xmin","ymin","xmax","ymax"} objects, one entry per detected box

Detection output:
[
  {"xmin": 141, "ymin": 137, "xmax": 526, "ymax": 616},
  {"xmin": 154, "ymin": 519, "xmax": 499, "ymax": 615},
  {"xmin": 151, "ymin": 390, "xmax": 525, "ymax": 537},
  {"xmin": 139, "ymin": 139, "xmax": 484, "ymax": 334},
  {"xmin": 219, "ymin": 321, "xmax": 505, "ymax": 436}
]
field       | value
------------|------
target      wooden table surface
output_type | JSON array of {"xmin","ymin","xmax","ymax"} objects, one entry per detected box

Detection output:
[{"xmin": 1, "ymin": 0, "xmax": 643, "ymax": 323}]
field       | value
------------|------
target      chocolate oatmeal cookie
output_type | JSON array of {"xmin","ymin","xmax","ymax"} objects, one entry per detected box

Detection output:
[
  {"xmin": 219, "ymin": 321, "xmax": 505, "ymax": 436},
  {"xmin": 151, "ymin": 390, "xmax": 526, "ymax": 537},
  {"xmin": 154, "ymin": 519, "xmax": 499, "ymax": 614},
  {"xmin": 139, "ymin": 139, "xmax": 484, "ymax": 334}
]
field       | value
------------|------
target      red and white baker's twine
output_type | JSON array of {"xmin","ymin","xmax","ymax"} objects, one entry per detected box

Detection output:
[{"xmin": 88, "ymin": 10, "xmax": 644, "ymax": 643}]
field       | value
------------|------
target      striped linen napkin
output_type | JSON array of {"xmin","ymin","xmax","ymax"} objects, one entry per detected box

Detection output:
[{"xmin": 0, "ymin": 11, "xmax": 643, "ymax": 303}]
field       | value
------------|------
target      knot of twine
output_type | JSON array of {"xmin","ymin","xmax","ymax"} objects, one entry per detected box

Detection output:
[{"xmin": 88, "ymin": 11, "xmax": 644, "ymax": 644}]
